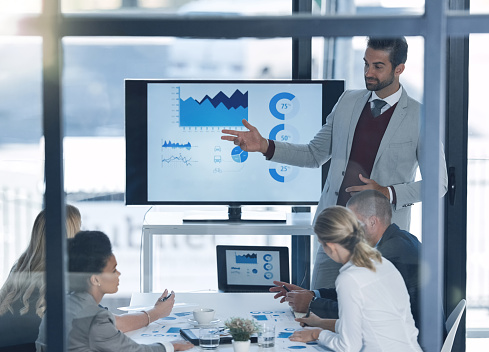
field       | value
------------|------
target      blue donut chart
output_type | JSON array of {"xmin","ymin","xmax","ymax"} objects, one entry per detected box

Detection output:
[
  {"xmin": 269, "ymin": 92, "xmax": 299, "ymax": 120},
  {"xmin": 268, "ymin": 163, "xmax": 299, "ymax": 183},
  {"xmin": 269, "ymin": 168, "xmax": 285, "ymax": 183},
  {"xmin": 269, "ymin": 124, "xmax": 285, "ymax": 140},
  {"xmin": 268, "ymin": 123, "xmax": 300, "ymax": 144}
]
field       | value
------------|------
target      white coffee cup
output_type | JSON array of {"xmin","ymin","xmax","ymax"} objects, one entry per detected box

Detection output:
[{"xmin": 193, "ymin": 308, "xmax": 215, "ymax": 324}]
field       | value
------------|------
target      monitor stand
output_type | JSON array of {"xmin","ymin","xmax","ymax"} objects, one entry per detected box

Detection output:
[{"xmin": 183, "ymin": 205, "xmax": 287, "ymax": 223}]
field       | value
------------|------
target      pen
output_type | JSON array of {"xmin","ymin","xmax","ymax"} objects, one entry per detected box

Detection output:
[
  {"xmin": 159, "ymin": 292, "xmax": 173, "ymax": 302},
  {"xmin": 301, "ymin": 308, "xmax": 311, "ymax": 327},
  {"xmin": 282, "ymin": 285, "xmax": 291, "ymax": 292}
]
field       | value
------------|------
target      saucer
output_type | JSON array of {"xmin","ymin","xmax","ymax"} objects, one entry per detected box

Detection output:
[{"xmin": 188, "ymin": 318, "xmax": 221, "ymax": 328}]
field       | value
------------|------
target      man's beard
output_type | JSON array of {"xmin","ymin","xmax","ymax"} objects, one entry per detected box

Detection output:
[{"xmin": 365, "ymin": 71, "xmax": 395, "ymax": 91}]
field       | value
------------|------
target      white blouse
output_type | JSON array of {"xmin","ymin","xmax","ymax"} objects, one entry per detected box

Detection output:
[{"xmin": 318, "ymin": 258, "xmax": 422, "ymax": 352}]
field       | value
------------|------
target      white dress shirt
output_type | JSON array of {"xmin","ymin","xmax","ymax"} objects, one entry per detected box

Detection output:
[
  {"xmin": 368, "ymin": 86, "xmax": 403, "ymax": 115},
  {"xmin": 318, "ymin": 258, "xmax": 422, "ymax": 352},
  {"xmin": 368, "ymin": 86, "xmax": 403, "ymax": 204}
]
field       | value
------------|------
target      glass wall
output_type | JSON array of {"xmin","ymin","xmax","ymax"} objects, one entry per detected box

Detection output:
[
  {"xmin": 0, "ymin": 37, "xmax": 43, "ymax": 284},
  {"xmin": 0, "ymin": 2, "xmax": 41, "ymax": 14},
  {"xmin": 351, "ymin": 0, "xmax": 424, "ymax": 15},
  {"xmin": 471, "ymin": 0, "xmax": 489, "ymax": 14},
  {"xmin": 466, "ymin": 33, "xmax": 489, "ymax": 350},
  {"xmin": 61, "ymin": 0, "xmax": 293, "ymax": 15},
  {"xmin": 3, "ymin": 0, "xmax": 488, "ymax": 350}
]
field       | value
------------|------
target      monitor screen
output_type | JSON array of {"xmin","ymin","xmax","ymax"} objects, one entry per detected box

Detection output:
[
  {"xmin": 125, "ymin": 80, "xmax": 344, "ymax": 206},
  {"xmin": 216, "ymin": 245, "xmax": 289, "ymax": 292}
]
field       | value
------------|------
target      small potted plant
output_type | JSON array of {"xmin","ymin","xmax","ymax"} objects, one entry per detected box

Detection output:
[{"xmin": 224, "ymin": 317, "xmax": 259, "ymax": 352}]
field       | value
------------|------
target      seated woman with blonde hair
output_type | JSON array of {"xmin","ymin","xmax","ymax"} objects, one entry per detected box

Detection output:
[
  {"xmin": 0, "ymin": 205, "xmax": 82, "ymax": 351},
  {"xmin": 289, "ymin": 206, "xmax": 422, "ymax": 352}
]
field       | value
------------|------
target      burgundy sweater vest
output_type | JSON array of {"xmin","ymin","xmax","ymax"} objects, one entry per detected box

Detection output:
[{"xmin": 336, "ymin": 102, "xmax": 397, "ymax": 206}]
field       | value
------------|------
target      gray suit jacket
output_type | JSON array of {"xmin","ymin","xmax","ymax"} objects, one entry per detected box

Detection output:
[
  {"xmin": 272, "ymin": 88, "xmax": 447, "ymax": 228},
  {"xmin": 271, "ymin": 88, "xmax": 447, "ymax": 288},
  {"xmin": 36, "ymin": 292, "xmax": 168, "ymax": 352}
]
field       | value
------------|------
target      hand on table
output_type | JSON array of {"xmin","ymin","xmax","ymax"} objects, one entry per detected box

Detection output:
[
  {"xmin": 269, "ymin": 280, "xmax": 306, "ymax": 303},
  {"xmin": 171, "ymin": 340, "xmax": 194, "ymax": 351},
  {"xmin": 221, "ymin": 120, "xmax": 269, "ymax": 154},
  {"xmin": 295, "ymin": 312, "xmax": 322, "ymax": 327},
  {"xmin": 289, "ymin": 329, "xmax": 322, "ymax": 343}
]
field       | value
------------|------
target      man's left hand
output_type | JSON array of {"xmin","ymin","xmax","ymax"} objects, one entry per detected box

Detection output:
[
  {"xmin": 284, "ymin": 290, "xmax": 314, "ymax": 313},
  {"xmin": 345, "ymin": 174, "xmax": 389, "ymax": 199}
]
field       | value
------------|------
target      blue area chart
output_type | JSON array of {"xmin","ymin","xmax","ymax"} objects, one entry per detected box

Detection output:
[
  {"xmin": 162, "ymin": 140, "xmax": 191, "ymax": 150},
  {"xmin": 269, "ymin": 92, "xmax": 300, "ymax": 120},
  {"xmin": 179, "ymin": 90, "xmax": 248, "ymax": 127},
  {"xmin": 235, "ymin": 253, "xmax": 257, "ymax": 264},
  {"xmin": 231, "ymin": 146, "xmax": 248, "ymax": 163}
]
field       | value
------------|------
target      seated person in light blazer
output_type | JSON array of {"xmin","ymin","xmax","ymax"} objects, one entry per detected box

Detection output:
[
  {"xmin": 36, "ymin": 231, "xmax": 193, "ymax": 352},
  {"xmin": 288, "ymin": 206, "xmax": 422, "ymax": 352}
]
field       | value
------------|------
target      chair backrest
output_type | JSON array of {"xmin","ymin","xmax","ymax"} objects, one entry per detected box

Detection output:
[{"xmin": 440, "ymin": 299, "xmax": 466, "ymax": 352}]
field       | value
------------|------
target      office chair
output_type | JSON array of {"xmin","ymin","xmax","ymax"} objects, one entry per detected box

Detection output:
[{"xmin": 440, "ymin": 298, "xmax": 466, "ymax": 352}]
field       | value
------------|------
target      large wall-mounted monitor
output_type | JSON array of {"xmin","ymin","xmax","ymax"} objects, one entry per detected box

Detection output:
[{"xmin": 125, "ymin": 79, "xmax": 344, "ymax": 208}]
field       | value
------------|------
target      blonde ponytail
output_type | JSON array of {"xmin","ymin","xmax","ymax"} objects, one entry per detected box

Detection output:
[
  {"xmin": 351, "ymin": 241, "xmax": 382, "ymax": 271},
  {"xmin": 314, "ymin": 206, "xmax": 382, "ymax": 272}
]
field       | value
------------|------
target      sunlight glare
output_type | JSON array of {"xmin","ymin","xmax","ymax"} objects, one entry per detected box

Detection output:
[{"xmin": 0, "ymin": 1, "xmax": 41, "ymax": 14}]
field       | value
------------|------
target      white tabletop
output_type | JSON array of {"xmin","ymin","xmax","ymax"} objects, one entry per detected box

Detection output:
[{"xmin": 125, "ymin": 292, "xmax": 330, "ymax": 352}]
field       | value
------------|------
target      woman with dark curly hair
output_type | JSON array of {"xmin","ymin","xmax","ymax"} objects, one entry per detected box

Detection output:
[{"xmin": 36, "ymin": 230, "xmax": 192, "ymax": 352}]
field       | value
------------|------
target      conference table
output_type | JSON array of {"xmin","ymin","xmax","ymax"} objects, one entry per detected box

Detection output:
[{"xmin": 125, "ymin": 292, "xmax": 331, "ymax": 352}]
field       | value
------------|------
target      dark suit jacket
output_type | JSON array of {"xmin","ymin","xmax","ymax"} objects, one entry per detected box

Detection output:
[
  {"xmin": 377, "ymin": 223, "xmax": 420, "ymax": 326},
  {"xmin": 310, "ymin": 224, "xmax": 420, "ymax": 327}
]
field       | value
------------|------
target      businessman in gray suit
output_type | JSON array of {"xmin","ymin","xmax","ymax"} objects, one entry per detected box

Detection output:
[{"xmin": 221, "ymin": 37, "xmax": 448, "ymax": 289}]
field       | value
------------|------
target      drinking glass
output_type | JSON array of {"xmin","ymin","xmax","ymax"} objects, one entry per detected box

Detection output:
[
  {"xmin": 257, "ymin": 323, "xmax": 275, "ymax": 348},
  {"xmin": 199, "ymin": 328, "xmax": 220, "ymax": 350}
]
